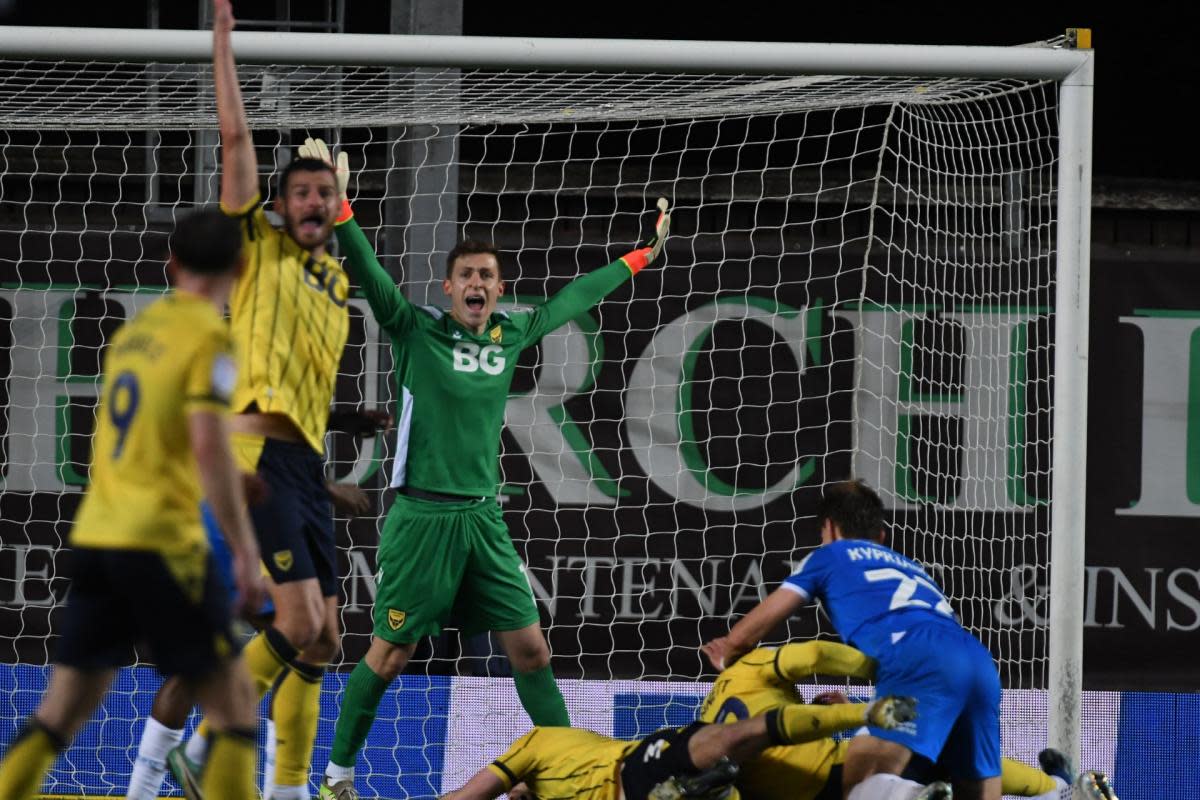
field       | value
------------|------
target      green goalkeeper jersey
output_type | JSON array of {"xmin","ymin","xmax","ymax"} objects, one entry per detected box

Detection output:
[{"xmin": 336, "ymin": 218, "xmax": 634, "ymax": 498}]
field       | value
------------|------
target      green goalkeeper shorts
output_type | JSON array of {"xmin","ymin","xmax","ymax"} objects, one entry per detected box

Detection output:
[{"xmin": 372, "ymin": 492, "xmax": 541, "ymax": 644}]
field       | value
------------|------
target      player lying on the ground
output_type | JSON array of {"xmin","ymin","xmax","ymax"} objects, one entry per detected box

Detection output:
[
  {"xmin": 703, "ymin": 479, "xmax": 1004, "ymax": 800},
  {"xmin": 441, "ymin": 692, "xmax": 916, "ymax": 800},
  {"xmin": 0, "ymin": 208, "xmax": 266, "ymax": 800},
  {"xmin": 701, "ymin": 640, "xmax": 1117, "ymax": 800},
  {"xmin": 295, "ymin": 137, "xmax": 670, "ymax": 800},
  {"xmin": 703, "ymin": 480, "xmax": 1114, "ymax": 800}
]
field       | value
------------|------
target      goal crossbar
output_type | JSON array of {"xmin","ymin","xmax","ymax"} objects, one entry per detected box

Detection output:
[{"xmin": 0, "ymin": 25, "xmax": 1089, "ymax": 78}]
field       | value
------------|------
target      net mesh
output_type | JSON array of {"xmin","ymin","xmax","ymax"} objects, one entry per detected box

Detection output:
[{"xmin": 0, "ymin": 52, "xmax": 1065, "ymax": 797}]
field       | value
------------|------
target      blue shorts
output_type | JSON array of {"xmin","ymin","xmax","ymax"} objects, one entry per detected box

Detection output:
[
  {"xmin": 201, "ymin": 501, "xmax": 275, "ymax": 616},
  {"xmin": 868, "ymin": 623, "xmax": 1001, "ymax": 780}
]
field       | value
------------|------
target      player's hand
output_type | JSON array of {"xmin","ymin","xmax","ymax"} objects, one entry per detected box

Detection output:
[
  {"xmin": 811, "ymin": 690, "xmax": 850, "ymax": 706},
  {"xmin": 212, "ymin": 0, "xmax": 235, "ymax": 34},
  {"xmin": 508, "ymin": 783, "xmax": 536, "ymax": 800},
  {"xmin": 700, "ymin": 635, "xmax": 745, "ymax": 672},
  {"xmin": 327, "ymin": 407, "xmax": 394, "ymax": 437},
  {"xmin": 327, "ymin": 481, "xmax": 371, "ymax": 516},
  {"xmin": 232, "ymin": 547, "xmax": 268, "ymax": 616},
  {"xmin": 865, "ymin": 694, "xmax": 917, "ymax": 730},
  {"xmin": 357, "ymin": 408, "xmax": 395, "ymax": 433},
  {"xmin": 297, "ymin": 137, "xmax": 351, "ymax": 200},
  {"xmin": 619, "ymin": 197, "xmax": 671, "ymax": 274}
]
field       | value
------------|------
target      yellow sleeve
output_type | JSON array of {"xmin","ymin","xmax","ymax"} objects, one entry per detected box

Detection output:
[
  {"xmin": 184, "ymin": 328, "xmax": 236, "ymax": 414},
  {"xmin": 486, "ymin": 729, "xmax": 539, "ymax": 790},
  {"xmin": 771, "ymin": 641, "xmax": 876, "ymax": 683},
  {"xmin": 1000, "ymin": 757, "xmax": 1057, "ymax": 796},
  {"xmin": 219, "ymin": 193, "xmax": 273, "ymax": 242},
  {"xmin": 773, "ymin": 703, "xmax": 866, "ymax": 744}
]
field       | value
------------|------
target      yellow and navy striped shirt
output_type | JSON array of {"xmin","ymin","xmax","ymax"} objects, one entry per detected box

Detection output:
[
  {"xmin": 487, "ymin": 727, "xmax": 637, "ymax": 800},
  {"xmin": 223, "ymin": 195, "xmax": 350, "ymax": 454},
  {"xmin": 73, "ymin": 292, "xmax": 235, "ymax": 556}
]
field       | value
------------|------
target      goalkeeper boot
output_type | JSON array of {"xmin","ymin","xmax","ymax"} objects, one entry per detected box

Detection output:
[
  {"xmin": 1037, "ymin": 747, "xmax": 1074, "ymax": 785},
  {"xmin": 912, "ymin": 781, "xmax": 953, "ymax": 800},
  {"xmin": 165, "ymin": 745, "xmax": 204, "ymax": 800},
  {"xmin": 1076, "ymin": 771, "xmax": 1118, "ymax": 800},
  {"xmin": 318, "ymin": 776, "xmax": 359, "ymax": 800},
  {"xmin": 865, "ymin": 694, "xmax": 918, "ymax": 730}
]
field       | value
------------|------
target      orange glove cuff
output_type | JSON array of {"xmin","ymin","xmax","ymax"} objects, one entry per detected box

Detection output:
[{"xmin": 620, "ymin": 247, "xmax": 651, "ymax": 275}]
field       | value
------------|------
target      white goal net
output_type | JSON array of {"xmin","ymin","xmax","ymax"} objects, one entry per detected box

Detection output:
[{"xmin": 0, "ymin": 36, "xmax": 1087, "ymax": 798}]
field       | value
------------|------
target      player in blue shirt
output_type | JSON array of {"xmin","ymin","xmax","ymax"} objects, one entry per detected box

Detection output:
[{"xmin": 703, "ymin": 480, "xmax": 1002, "ymax": 800}]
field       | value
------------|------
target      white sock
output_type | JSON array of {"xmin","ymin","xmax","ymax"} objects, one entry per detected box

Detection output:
[
  {"xmin": 270, "ymin": 785, "xmax": 310, "ymax": 800},
  {"xmin": 262, "ymin": 719, "xmax": 276, "ymax": 800},
  {"xmin": 325, "ymin": 762, "xmax": 354, "ymax": 783},
  {"xmin": 183, "ymin": 728, "xmax": 209, "ymax": 765},
  {"xmin": 847, "ymin": 773, "xmax": 927, "ymax": 800},
  {"xmin": 125, "ymin": 718, "xmax": 183, "ymax": 800},
  {"xmin": 1031, "ymin": 776, "xmax": 1070, "ymax": 800}
]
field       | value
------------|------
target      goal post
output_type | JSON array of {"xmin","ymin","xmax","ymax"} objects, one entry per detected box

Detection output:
[
  {"xmin": 1047, "ymin": 47, "xmax": 1094, "ymax": 776},
  {"xmin": 0, "ymin": 24, "xmax": 1093, "ymax": 795}
]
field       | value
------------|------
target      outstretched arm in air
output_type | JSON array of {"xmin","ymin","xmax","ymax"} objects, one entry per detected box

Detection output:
[
  {"xmin": 212, "ymin": 0, "xmax": 258, "ymax": 212},
  {"xmin": 521, "ymin": 198, "xmax": 671, "ymax": 342}
]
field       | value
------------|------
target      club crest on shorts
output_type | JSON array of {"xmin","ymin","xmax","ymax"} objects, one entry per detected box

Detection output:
[
  {"xmin": 273, "ymin": 549, "xmax": 294, "ymax": 572},
  {"xmin": 489, "ymin": 325, "xmax": 502, "ymax": 344},
  {"xmin": 387, "ymin": 609, "xmax": 407, "ymax": 631}
]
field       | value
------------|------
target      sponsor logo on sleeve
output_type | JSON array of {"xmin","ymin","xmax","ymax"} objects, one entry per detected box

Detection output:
[{"xmin": 211, "ymin": 353, "xmax": 237, "ymax": 402}]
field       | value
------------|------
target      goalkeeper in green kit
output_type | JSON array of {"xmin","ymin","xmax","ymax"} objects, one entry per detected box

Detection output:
[{"xmin": 301, "ymin": 139, "xmax": 670, "ymax": 800}]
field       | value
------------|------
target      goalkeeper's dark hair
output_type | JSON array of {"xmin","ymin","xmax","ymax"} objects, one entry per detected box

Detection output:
[
  {"xmin": 169, "ymin": 208, "xmax": 243, "ymax": 276},
  {"xmin": 446, "ymin": 239, "xmax": 501, "ymax": 278},
  {"xmin": 817, "ymin": 479, "xmax": 885, "ymax": 540},
  {"xmin": 277, "ymin": 157, "xmax": 337, "ymax": 196}
]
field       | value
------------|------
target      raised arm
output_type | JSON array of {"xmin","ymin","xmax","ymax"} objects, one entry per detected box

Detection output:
[
  {"xmin": 296, "ymin": 138, "xmax": 418, "ymax": 334},
  {"xmin": 334, "ymin": 214, "xmax": 417, "ymax": 334},
  {"xmin": 212, "ymin": 0, "xmax": 258, "ymax": 211},
  {"xmin": 701, "ymin": 587, "xmax": 806, "ymax": 671},
  {"xmin": 771, "ymin": 641, "xmax": 876, "ymax": 683},
  {"xmin": 521, "ymin": 198, "xmax": 670, "ymax": 343}
]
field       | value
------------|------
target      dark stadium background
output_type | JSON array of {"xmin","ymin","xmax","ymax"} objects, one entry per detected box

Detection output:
[{"xmin": 2, "ymin": 0, "xmax": 1198, "ymax": 185}]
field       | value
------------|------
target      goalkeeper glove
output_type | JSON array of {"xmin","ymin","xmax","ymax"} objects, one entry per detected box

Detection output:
[
  {"xmin": 297, "ymin": 136, "xmax": 354, "ymax": 224},
  {"xmin": 620, "ymin": 197, "xmax": 670, "ymax": 275}
]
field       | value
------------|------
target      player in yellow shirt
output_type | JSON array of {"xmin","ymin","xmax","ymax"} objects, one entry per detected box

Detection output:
[
  {"xmin": 441, "ymin": 690, "xmax": 916, "ymax": 800},
  {"xmin": 0, "ymin": 208, "xmax": 266, "ymax": 800},
  {"xmin": 166, "ymin": 3, "xmax": 365, "ymax": 798},
  {"xmin": 700, "ymin": 641, "xmax": 1117, "ymax": 800}
]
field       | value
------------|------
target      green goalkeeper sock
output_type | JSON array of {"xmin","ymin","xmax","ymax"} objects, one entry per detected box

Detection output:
[
  {"xmin": 328, "ymin": 661, "xmax": 391, "ymax": 769},
  {"xmin": 513, "ymin": 666, "xmax": 570, "ymax": 727}
]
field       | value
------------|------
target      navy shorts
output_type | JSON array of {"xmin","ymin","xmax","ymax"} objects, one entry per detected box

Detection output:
[
  {"xmin": 55, "ymin": 546, "xmax": 240, "ymax": 681},
  {"xmin": 250, "ymin": 437, "xmax": 337, "ymax": 597}
]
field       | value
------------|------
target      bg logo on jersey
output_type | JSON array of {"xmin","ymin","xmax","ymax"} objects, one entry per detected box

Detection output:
[{"xmin": 452, "ymin": 342, "xmax": 506, "ymax": 375}]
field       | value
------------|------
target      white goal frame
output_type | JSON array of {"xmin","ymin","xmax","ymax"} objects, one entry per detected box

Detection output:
[{"xmin": 0, "ymin": 23, "xmax": 1094, "ymax": 771}]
